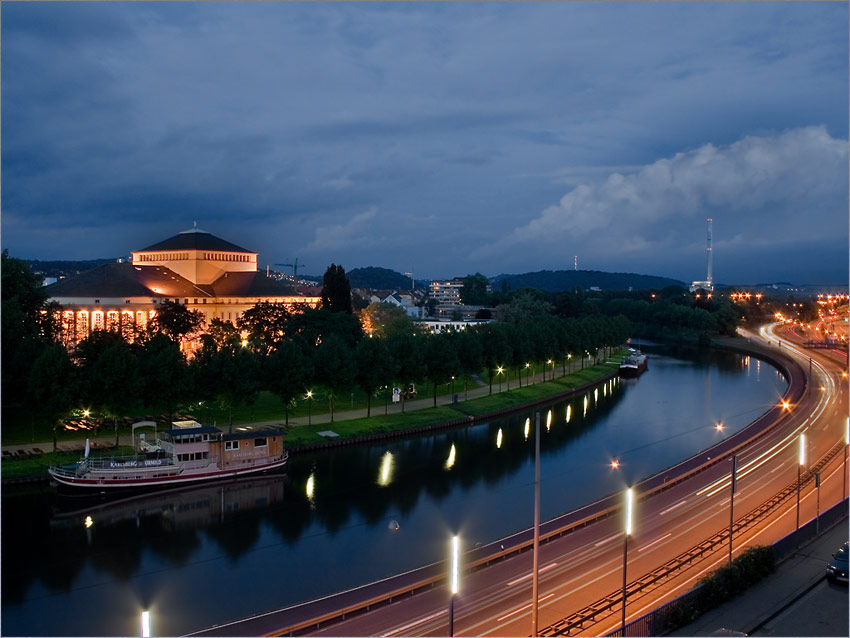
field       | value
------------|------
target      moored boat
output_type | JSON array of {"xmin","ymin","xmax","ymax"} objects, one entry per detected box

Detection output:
[
  {"xmin": 619, "ymin": 351, "xmax": 648, "ymax": 377},
  {"xmin": 48, "ymin": 420, "xmax": 287, "ymax": 490}
]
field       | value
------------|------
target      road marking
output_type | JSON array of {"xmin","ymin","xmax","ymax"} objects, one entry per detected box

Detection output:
[
  {"xmin": 638, "ymin": 533, "xmax": 671, "ymax": 552},
  {"xmin": 660, "ymin": 500, "xmax": 687, "ymax": 515},
  {"xmin": 496, "ymin": 593, "xmax": 554, "ymax": 622},
  {"xmin": 382, "ymin": 609, "xmax": 446, "ymax": 636},
  {"xmin": 594, "ymin": 533, "xmax": 620, "ymax": 547},
  {"xmin": 507, "ymin": 562, "xmax": 558, "ymax": 586}
]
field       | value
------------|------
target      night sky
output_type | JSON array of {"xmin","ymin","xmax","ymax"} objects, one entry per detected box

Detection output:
[{"xmin": 2, "ymin": 2, "xmax": 847, "ymax": 284}]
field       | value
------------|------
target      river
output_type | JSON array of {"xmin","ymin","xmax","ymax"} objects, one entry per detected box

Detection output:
[{"xmin": 1, "ymin": 344, "xmax": 788, "ymax": 637}]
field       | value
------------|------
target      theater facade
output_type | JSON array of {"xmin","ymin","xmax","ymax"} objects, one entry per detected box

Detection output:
[{"xmin": 45, "ymin": 227, "xmax": 321, "ymax": 351}]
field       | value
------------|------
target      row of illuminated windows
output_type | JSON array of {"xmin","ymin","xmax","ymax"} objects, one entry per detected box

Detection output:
[
  {"xmin": 137, "ymin": 253, "xmax": 190, "ymax": 262},
  {"xmin": 204, "ymin": 253, "xmax": 254, "ymax": 262},
  {"xmin": 174, "ymin": 434, "xmax": 209, "ymax": 443}
]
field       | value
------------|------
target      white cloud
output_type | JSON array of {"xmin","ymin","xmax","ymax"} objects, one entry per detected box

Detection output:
[{"xmin": 480, "ymin": 126, "xmax": 848, "ymax": 261}]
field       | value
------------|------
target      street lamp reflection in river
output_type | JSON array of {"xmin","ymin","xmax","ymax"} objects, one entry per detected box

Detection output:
[
  {"xmin": 497, "ymin": 428, "xmax": 503, "ymax": 449},
  {"xmin": 445, "ymin": 444, "xmax": 456, "ymax": 470},
  {"xmin": 378, "ymin": 451, "xmax": 394, "ymax": 487},
  {"xmin": 566, "ymin": 404, "xmax": 572, "ymax": 423}
]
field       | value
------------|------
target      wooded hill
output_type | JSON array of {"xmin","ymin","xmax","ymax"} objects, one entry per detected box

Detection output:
[{"xmin": 493, "ymin": 269, "xmax": 686, "ymax": 292}]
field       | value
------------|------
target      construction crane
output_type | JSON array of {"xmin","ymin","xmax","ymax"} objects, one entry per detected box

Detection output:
[{"xmin": 274, "ymin": 258, "xmax": 305, "ymax": 279}]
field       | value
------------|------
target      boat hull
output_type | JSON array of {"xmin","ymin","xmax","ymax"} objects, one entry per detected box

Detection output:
[{"xmin": 49, "ymin": 455, "xmax": 287, "ymax": 490}]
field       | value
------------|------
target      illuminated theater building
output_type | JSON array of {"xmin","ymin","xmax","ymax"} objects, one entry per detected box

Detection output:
[{"xmin": 45, "ymin": 227, "xmax": 321, "ymax": 351}]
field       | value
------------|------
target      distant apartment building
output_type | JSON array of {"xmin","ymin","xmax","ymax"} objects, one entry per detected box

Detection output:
[{"xmin": 429, "ymin": 277, "xmax": 492, "ymax": 306}]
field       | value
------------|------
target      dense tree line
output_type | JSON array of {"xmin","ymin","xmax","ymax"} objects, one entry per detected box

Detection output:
[{"xmin": 3, "ymin": 256, "xmax": 634, "ymax": 440}]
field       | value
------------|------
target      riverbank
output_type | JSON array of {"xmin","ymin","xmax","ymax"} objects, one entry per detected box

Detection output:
[{"xmin": 1, "ymin": 351, "xmax": 624, "ymax": 482}]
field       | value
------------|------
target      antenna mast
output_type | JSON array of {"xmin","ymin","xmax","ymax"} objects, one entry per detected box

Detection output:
[{"xmin": 706, "ymin": 219, "xmax": 713, "ymax": 285}]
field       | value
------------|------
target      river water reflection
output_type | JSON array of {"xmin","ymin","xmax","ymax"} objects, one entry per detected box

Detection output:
[{"xmin": 1, "ymin": 344, "xmax": 787, "ymax": 636}]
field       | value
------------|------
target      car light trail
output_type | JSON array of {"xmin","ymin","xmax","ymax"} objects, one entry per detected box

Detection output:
[
  {"xmin": 507, "ymin": 562, "xmax": 559, "ymax": 587},
  {"xmin": 495, "ymin": 593, "xmax": 554, "ymax": 623},
  {"xmin": 382, "ymin": 609, "xmax": 447, "ymax": 637},
  {"xmin": 659, "ymin": 500, "xmax": 688, "ymax": 516},
  {"xmin": 637, "ymin": 533, "xmax": 671, "ymax": 553}
]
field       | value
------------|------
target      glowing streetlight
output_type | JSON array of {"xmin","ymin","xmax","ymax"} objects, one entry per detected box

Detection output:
[
  {"xmin": 622, "ymin": 487, "xmax": 633, "ymax": 632},
  {"xmin": 796, "ymin": 432, "xmax": 806, "ymax": 530},
  {"xmin": 841, "ymin": 417, "xmax": 850, "ymax": 499},
  {"xmin": 449, "ymin": 534, "xmax": 459, "ymax": 636},
  {"xmin": 306, "ymin": 390, "xmax": 313, "ymax": 425},
  {"xmin": 715, "ymin": 423, "xmax": 724, "ymax": 432},
  {"xmin": 141, "ymin": 610, "xmax": 151, "ymax": 638},
  {"xmin": 497, "ymin": 366, "xmax": 504, "ymax": 393}
]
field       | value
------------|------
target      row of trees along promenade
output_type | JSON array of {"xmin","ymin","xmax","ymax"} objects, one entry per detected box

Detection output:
[{"xmin": 3, "ymin": 251, "xmax": 753, "ymax": 456}]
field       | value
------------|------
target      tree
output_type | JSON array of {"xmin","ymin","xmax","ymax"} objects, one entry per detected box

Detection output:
[
  {"xmin": 360, "ymin": 302, "xmax": 408, "ymax": 338},
  {"xmin": 264, "ymin": 340, "xmax": 313, "ymax": 425},
  {"xmin": 354, "ymin": 337, "xmax": 395, "ymax": 417},
  {"xmin": 88, "ymin": 341, "xmax": 141, "ymax": 445},
  {"xmin": 455, "ymin": 328, "xmax": 483, "ymax": 399},
  {"xmin": 387, "ymin": 332, "xmax": 424, "ymax": 412},
  {"xmin": 314, "ymin": 334, "xmax": 356, "ymax": 423},
  {"xmin": 237, "ymin": 301, "xmax": 291, "ymax": 353},
  {"xmin": 424, "ymin": 335, "xmax": 460, "ymax": 407},
  {"xmin": 207, "ymin": 318, "xmax": 240, "ymax": 350},
  {"xmin": 2, "ymin": 252, "xmax": 53, "ymax": 408},
  {"xmin": 497, "ymin": 290, "xmax": 554, "ymax": 323},
  {"xmin": 460, "ymin": 273, "xmax": 490, "ymax": 305},
  {"xmin": 286, "ymin": 307, "xmax": 363, "ymax": 349},
  {"xmin": 28, "ymin": 344, "xmax": 79, "ymax": 451},
  {"xmin": 479, "ymin": 323, "xmax": 509, "ymax": 394},
  {"xmin": 149, "ymin": 300, "xmax": 204, "ymax": 342},
  {"xmin": 136, "ymin": 333, "xmax": 188, "ymax": 419},
  {"xmin": 321, "ymin": 264, "xmax": 353, "ymax": 314}
]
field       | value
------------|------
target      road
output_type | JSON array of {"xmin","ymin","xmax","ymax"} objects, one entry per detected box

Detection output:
[{"xmin": 195, "ymin": 327, "xmax": 846, "ymax": 637}]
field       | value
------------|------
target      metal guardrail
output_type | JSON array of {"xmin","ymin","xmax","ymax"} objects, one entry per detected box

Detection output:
[{"xmin": 540, "ymin": 440, "xmax": 847, "ymax": 636}]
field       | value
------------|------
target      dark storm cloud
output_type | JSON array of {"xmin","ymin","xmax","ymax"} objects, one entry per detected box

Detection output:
[{"xmin": 1, "ymin": 1, "xmax": 847, "ymax": 283}]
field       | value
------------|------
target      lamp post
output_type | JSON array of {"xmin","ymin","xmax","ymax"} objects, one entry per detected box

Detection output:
[
  {"xmin": 497, "ymin": 367, "xmax": 504, "ymax": 393},
  {"xmin": 548, "ymin": 359, "xmax": 554, "ymax": 381},
  {"xmin": 306, "ymin": 391, "xmax": 313, "ymax": 425},
  {"xmin": 532, "ymin": 412, "xmax": 541, "ymax": 636},
  {"xmin": 796, "ymin": 432, "xmax": 806, "ymax": 530},
  {"xmin": 141, "ymin": 610, "xmax": 151, "ymax": 638},
  {"xmin": 449, "ymin": 534, "xmax": 459, "ymax": 637},
  {"xmin": 729, "ymin": 455, "xmax": 737, "ymax": 564},
  {"xmin": 622, "ymin": 487, "xmax": 633, "ymax": 632},
  {"xmin": 815, "ymin": 471, "xmax": 821, "ymax": 535},
  {"xmin": 841, "ymin": 417, "xmax": 850, "ymax": 500}
]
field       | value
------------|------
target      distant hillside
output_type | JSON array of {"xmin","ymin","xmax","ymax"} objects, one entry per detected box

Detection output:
[
  {"xmin": 348, "ymin": 267, "xmax": 415, "ymax": 290},
  {"xmin": 27, "ymin": 258, "xmax": 120, "ymax": 279},
  {"xmin": 493, "ymin": 269, "xmax": 687, "ymax": 292}
]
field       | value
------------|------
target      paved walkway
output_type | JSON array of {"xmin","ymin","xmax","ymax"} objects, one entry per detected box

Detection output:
[
  {"xmin": 3, "ymin": 358, "xmax": 611, "ymax": 455},
  {"xmin": 670, "ymin": 517, "xmax": 849, "ymax": 637}
]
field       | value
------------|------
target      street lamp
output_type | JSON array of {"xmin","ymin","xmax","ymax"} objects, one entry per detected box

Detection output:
[
  {"xmin": 306, "ymin": 390, "xmax": 313, "ymax": 425},
  {"xmin": 548, "ymin": 359, "xmax": 554, "ymax": 381},
  {"xmin": 841, "ymin": 417, "xmax": 850, "ymax": 500},
  {"xmin": 497, "ymin": 367, "xmax": 504, "ymax": 393},
  {"xmin": 622, "ymin": 487, "xmax": 633, "ymax": 632},
  {"xmin": 449, "ymin": 534, "xmax": 459, "ymax": 637},
  {"xmin": 796, "ymin": 432, "xmax": 806, "ymax": 530},
  {"xmin": 141, "ymin": 610, "xmax": 151, "ymax": 638},
  {"xmin": 729, "ymin": 455, "xmax": 737, "ymax": 564}
]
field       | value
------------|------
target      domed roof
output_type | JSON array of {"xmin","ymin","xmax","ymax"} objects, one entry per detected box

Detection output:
[{"xmin": 137, "ymin": 226, "xmax": 254, "ymax": 254}]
